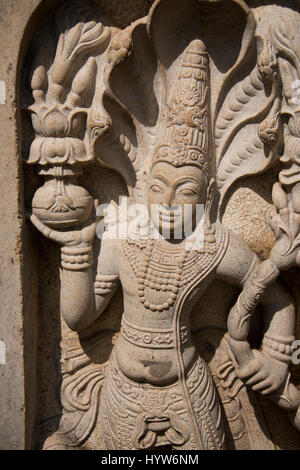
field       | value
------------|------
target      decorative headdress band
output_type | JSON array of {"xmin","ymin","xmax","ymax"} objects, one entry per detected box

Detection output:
[{"xmin": 152, "ymin": 39, "xmax": 211, "ymax": 178}]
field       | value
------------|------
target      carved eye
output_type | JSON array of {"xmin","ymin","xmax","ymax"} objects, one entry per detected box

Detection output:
[
  {"xmin": 179, "ymin": 188, "xmax": 196, "ymax": 196},
  {"xmin": 151, "ymin": 185, "xmax": 163, "ymax": 193}
]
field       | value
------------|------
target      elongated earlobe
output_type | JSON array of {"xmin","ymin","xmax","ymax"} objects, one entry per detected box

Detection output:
[{"xmin": 204, "ymin": 178, "xmax": 216, "ymax": 229}]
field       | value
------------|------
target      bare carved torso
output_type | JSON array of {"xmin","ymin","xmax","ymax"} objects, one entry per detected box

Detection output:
[{"xmin": 108, "ymin": 232, "xmax": 223, "ymax": 385}]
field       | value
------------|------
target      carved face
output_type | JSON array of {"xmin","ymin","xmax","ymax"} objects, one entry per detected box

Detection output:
[{"xmin": 148, "ymin": 161, "xmax": 207, "ymax": 239}]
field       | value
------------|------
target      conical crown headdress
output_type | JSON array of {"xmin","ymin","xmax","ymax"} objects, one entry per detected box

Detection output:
[{"xmin": 152, "ymin": 39, "xmax": 212, "ymax": 179}]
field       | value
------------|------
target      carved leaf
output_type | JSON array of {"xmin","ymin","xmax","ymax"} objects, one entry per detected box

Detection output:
[{"xmin": 58, "ymin": 24, "xmax": 83, "ymax": 61}]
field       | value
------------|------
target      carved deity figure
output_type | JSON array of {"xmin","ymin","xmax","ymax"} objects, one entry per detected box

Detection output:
[{"xmin": 26, "ymin": 0, "xmax": 300, "ymax": 450}]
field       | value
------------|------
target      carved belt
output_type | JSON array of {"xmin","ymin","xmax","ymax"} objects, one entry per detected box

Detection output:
[
  {"xmin": 120, "ymin": 317, "xmax": 189, "ymax": 349},
  {"xmin": 103, "ymin": 353, "xmax": 203, "ymax": 449}
]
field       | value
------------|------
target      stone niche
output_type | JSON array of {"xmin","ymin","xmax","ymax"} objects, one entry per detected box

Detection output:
[{"xmin": 0, "ymin": 0, "xmax": 300, "ymax": 450}]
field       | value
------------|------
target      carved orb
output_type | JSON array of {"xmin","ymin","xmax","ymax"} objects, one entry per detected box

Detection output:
[{"xmin": 32, "ymin": 179, "xmax": 93, "ymax": 229}]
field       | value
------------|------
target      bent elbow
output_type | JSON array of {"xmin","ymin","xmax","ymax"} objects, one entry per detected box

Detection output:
[{"xmin": 61, "ymin": 309, "xmax": 87, "ymax": 332}]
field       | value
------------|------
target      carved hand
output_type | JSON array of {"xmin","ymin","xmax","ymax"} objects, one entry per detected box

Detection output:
[
  {"xmin": 270, "ymin": 231, "xmax": 300, "ymax": 271},
  {"xmin": 235, "ymin": 348, "xmax": 289, "ymax": 397},
  {"xmin": 30, "ymin": 200, "xmax": 99, "ymax": 247}
]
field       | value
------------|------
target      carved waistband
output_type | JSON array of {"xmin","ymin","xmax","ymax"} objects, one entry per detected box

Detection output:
[{"xmin": 120, "ymin": 317, "xmax": 189, "ymax": 349}]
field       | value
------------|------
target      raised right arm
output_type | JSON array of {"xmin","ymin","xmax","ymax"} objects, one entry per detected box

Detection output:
[
  {"xmin": 30, "ymin": 214, "xmax": 120, "ymax": 332},
  {"xmin": 60, "ymin": 238, "xmax": 120, "ymax": 332}
]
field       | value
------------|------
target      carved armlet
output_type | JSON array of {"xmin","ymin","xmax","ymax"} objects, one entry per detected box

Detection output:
[
  {"xmin": 94, "ymin": 274, "xmax": 119, "ymax": 295},
  {"xmin": 61, "ymin": 246, "xmax": 92, "ymax": 271},
  {"xmin": 228, "ymin": 259, "xmax": 280, "ymax": 342}
]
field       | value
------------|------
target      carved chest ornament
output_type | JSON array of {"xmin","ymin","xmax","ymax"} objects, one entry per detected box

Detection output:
[{"xmin": 122, "ymin": 223, "xmax": 219, "ymax": 313}]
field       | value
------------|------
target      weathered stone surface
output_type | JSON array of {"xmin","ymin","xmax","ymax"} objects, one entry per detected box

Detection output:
[
  {"xmin": 0, "ymin": 0, "xmax": 43, "ymax": 450},
  {"xmin": 0, "ymin": 0, "xmax": 300, "ymax": 450}
]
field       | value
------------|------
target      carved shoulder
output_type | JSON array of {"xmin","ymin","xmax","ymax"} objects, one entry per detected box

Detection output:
[{"xmin": 215, "ymin": 228, "xmax": 259, "ymax": 287}]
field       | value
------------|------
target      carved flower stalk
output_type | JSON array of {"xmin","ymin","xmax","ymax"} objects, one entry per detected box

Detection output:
[
  {"xmin": 28, "ymin": 15, "xmax": 111, "ymax": 229},
  {"xmin": 29, "ymin": 64, "xmax": 94, "ymax": 228}
]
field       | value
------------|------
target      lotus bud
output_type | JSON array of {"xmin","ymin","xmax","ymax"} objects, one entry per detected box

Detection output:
[
  {"xmin": 31, "ymin": 65, "xmax": 48, "ymax": 104},
  {"xmin": 69, "ymin": 57, "xmax": 97, "ymax": 107}
]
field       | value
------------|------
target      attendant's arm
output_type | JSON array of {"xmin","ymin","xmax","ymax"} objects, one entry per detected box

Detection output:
[
  {"xmin": 216, "ymin": 230, "xmax": 295, "ymax": 342},
  {"xmin": 216, "ymin": 229, "xmax": 295, "ymax": 395}
]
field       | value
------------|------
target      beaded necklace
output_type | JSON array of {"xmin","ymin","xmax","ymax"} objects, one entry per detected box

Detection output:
[
  {"xmin": 122, "ymin": 224, "xmax": 217, "ymax": 313},
  {"xmin": 137, "ymin": 239, "xmax": 189, "ymax": 312}
]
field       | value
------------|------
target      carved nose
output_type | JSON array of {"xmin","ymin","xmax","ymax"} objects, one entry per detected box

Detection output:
[{"xmin": 164, "ymin": 189, "xmax": 174, "ymax": 207}]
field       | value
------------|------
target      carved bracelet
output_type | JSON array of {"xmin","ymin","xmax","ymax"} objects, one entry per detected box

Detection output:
[
  {"xmin": 61, "ymin": 246, "xmax": 92, "ymax": 271},
  {"xmin": 94, "ymin": 274, "xmax": 119, "ymax": 295}
]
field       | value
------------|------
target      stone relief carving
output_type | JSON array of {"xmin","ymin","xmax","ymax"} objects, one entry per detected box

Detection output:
[{"xmin": 25, "ymin": 0, "xmax": 300, "ymax": 450}]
